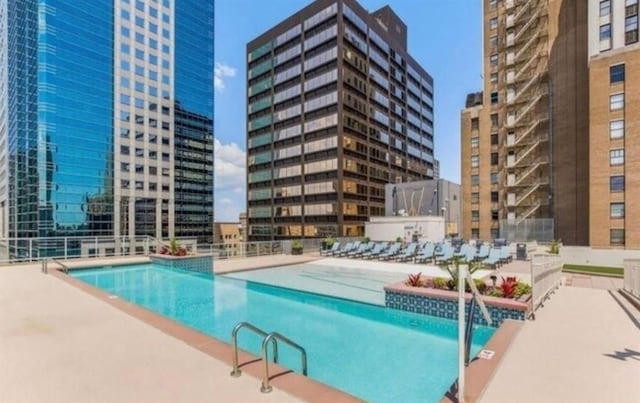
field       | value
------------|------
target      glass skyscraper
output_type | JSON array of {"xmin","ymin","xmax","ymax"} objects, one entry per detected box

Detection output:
[{"xmin": 0, "ymin": 0, "xmax": 214, "ymax": 257}]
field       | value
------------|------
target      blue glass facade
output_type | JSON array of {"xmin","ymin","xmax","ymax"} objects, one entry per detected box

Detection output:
[
  {"xmin": 174, "ymin": 0, "xmax": 214, "ymax": 242},
  {"xmin": 1, "ymin": 0, "xmax": 215, "ymax": 254},
  {"xmin": 4, "ymin": 0, "xmax": 114, "ymax": 243}
]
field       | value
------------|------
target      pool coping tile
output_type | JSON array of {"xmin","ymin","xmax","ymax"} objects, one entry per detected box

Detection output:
[
  {"xmin": 50, "ymin": 268, "xmax": 363, "ymax": 403},
  {"xmin": 440, "ymin": 319, "xmax": 523, "ymax": 403}
]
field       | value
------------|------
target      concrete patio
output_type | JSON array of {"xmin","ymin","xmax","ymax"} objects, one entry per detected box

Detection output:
[
  {"xmin": 0, "ymin": 265, "xmax": 306, "ymax": 403},
  {"xmin": 479, "ymin": 286, "xmax": 640, "ymax": 403}
]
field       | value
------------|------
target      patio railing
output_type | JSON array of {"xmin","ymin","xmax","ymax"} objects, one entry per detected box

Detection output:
[
  {"xmin": 530, "ymin": 253, "xmax": 563, "ymax": 318},
  {"xmin": 623, "ymin": 259, "xmax": 640, "ymax": 299}
]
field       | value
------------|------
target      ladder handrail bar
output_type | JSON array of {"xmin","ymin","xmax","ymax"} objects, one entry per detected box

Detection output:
[
  {"xmin": 260, "ymin": 331, "xmax": 308, "ymax": 393},
  {"xmin": 49, "ymin": 258, "xmax": 69, "ymax": 274},
  {"xmin": 230, "ymin": 322, "xmax": 278, "ymax": 377}
]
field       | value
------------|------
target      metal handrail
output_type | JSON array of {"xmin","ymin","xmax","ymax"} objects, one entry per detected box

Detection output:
[
  {"xmin": 50, "ymin": 258, "xmax": 69, "ymax": 274},
  {"xmin": 230, "ymin": 322, "xmax": 278, "ymax": 378},
  {"xmin": 260, "ymin": 331, "xmax": 308, "ymax": 393}
]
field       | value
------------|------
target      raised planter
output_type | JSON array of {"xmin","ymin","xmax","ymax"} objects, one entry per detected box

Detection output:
[
  {"xmin": 384, "ymin": 282, "xmax": 530, "ymax": 327},
  {"xmin": 151, "ymin": 254, "xmax": 213, "ymax": 274}
]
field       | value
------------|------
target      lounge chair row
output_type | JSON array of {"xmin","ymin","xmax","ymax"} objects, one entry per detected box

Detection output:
[{"xmin": 321, "ymin": 240, "xmax": 512, "ymax": 268}]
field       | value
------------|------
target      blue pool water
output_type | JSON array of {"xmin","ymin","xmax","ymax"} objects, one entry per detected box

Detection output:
[{"xmin": 72, "ymin": 264, "xmax": 495, "ymax": 403}]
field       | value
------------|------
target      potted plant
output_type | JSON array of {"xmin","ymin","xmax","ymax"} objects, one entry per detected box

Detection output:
[
  {"xmin": 159, "ymin": 238, "xmax": 187, "ymax": 256},
  {"xmin": 547, "ymin": 239, "xmax": 561, "ymax": 255},
  {"xmin": 322, "ymin": 236, "xmax": 336, "ymax": 251},
  {"xmin": 292, "ymin": 240, "xmax": 304, "ymax": 255}
]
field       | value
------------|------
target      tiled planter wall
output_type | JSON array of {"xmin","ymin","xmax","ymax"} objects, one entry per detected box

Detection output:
[
  {"xmin": 151, "ymin": 254, "xmax": 213, "ymax": 274},
  {"xmin": 384, "ymin": 284, "xmax": 528, "ymax": 327}
]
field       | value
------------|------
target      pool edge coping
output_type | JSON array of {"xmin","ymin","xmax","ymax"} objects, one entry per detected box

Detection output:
[
  {"xmin": 49, "ymin": 268, "xmax": 363, "ymax": 403},
  {"xmin": 440, "ymin": 319, "xmax": 524, "ymax": 403}
]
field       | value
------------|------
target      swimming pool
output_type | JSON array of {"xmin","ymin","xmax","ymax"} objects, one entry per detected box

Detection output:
[{"xmin": 72, "ymin": 264, "xmax": 495, "ymax": 403}]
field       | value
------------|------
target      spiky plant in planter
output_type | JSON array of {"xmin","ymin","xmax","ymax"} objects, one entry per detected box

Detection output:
[{"xmin": 292, "ymin": 240, "xmax": 304, "ymax": 255}]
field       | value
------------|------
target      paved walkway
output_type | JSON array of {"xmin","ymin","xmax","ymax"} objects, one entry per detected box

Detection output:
[
  {"xmin": 479, "ymin": 286, "xmax": 640, "ymax": 403},
  {"xmin": 0, "ymin": 266, "xmax": 302, "ymax": 403}
]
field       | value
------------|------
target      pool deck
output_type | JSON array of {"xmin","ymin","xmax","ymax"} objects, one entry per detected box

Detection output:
[
  {"xmin": 1, "ymin": 255, "xmax": 638, "ymax": 402},
  {"xmin": 478, "ymin": 286, "xmax": 640, "ymax": 403}
]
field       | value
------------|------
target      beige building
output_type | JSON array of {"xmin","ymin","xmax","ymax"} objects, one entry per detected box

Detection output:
[
  {"xmin": 462, "ymin": 0, "xmax": 590, "ymax": 244},
  {"xmin": 214, "ymin": 222, "xmax": 241, "ymax": 257},
  {"xmin": 588, "ymin": 0, "xmax": 640, "ymax": 248}
]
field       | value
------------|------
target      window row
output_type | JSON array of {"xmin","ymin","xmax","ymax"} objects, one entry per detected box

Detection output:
[{"xmin": 120, "ymin": 163, "xmax": 170, "ymax": 177}]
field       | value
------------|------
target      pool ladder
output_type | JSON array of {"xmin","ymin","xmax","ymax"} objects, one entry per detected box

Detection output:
[
  {"xmin": 230, "ymin": 321, "xmax": 308, "ymax": 393},
  {"xmin": 41, "ymin": 258, "xmax": 69, "ymax": 274}
]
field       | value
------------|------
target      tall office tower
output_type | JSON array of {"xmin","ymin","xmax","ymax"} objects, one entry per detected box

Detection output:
[
  {"xmin": 246, "ymin": 0, "xmax": 436, "ymax": 241},
  {"xmin": 461, "ymin": 0, "xmax": 589, "ymax": 244},
  {"xmin": 0, "ymin": 0, "xmax": 214, "ymax": 258},
  {"xmin": 588, "ymin": 0, "xmax": 640, "ymax": 247}
]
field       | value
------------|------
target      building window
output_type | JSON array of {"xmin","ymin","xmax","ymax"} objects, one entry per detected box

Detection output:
[
  {"xmin": 490, "ymin": 54, "xmax": 498, "ymax": 67},
  {"xmin": 489, "ymin": 0, "xmax": 498, "ymax": 9},
  {"xmin": 490, "ymin": 35, "xmax": 498, "ymax": 48},
  {"xmin": 610, "ymin": 149, "xmax": 624, "ymax": 165},
  {"xmin": 491, "ymin": 210, "xmax": 499, "ymax": 221},
  {"xmin": 471, "ymin": 192, "xmax": 479, "ymax": 203},
  {"xmin": 471, "ymin": 117, "xmax": 479, "ymax": 130},
  {"xmin": 471, "ymin": 137, "xmax": 479, "ymax": 148},
  {"xmin": 600, "ymin": 0, "xmax": 611, "ymax": 16},
  {"xmin": 471, "ymin": 155, "xmax": 479, "ymax": 167},
  {"xmin": 610, "ymin": 175, "xmax": 625, "ymax": 192},
  {"xmin": 490, "ymin": 91, "xmax": 499, "ymax": 104},
  {"xmin": 610, "ymin": 120, "xmax": 624, "ymax": 139},
  {"xmin": 490, "ymin": 18, "xmax": 498, "ymax": 30},
  {"xmin": 600, "ymin": 24, "xmax": 612, "ymax": 41},
  {"xmin": 491, "ymin": 113, "xmax": 499, "ymax": 127},
  {"xmin": 490, "ymin": 72, "xmax": 498, "ymax": 84},
  {"xmin": 610, "ymin": 229, "xmax": 625, "ymax": 246},
  {"xmin": 491, "ymin": 133, "xmax": 499, "ymax": 145},
  {"xmin": 626, "ymin": 15, "xmax": 639, "ymax": 44},
  {"xmin": 491, "ymin": 152, "xmax": 499, "ymax": 165},
  {"xmin": 491, "ymin": 191, "xmax": 499, "ymax": 202},
  {"xmin": 610, "ymin": 64, "xmax": 625, "ymax": 83},
  {"xmin": 472, "ymin": 210, "xmax": 479, "ymax": 221},
  {"xmin": 471, "ymin": 175, "xmax": 479, "ymax": 185},
  {"xmin": 610, "ymin": 93, "xmax": 624, "ymax": 110},
  {"xmin": 471, "ymin": 228, "xmax": 480, "ymax": 239},
  {"xmin": 611, "ymin": 202, "xmax": 625, "ymax": 218},
  {"xmin": 491, "ymin": 172, "xmax": 499, "ymax": 184}
]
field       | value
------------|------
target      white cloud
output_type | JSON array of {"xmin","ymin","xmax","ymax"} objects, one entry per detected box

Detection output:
[
  {"xmin": 214, "ymin": 62, "xmax": 237, "ymax": 91},
  {"xmin": 214, "ymin": 138, "xmax": 246, "ymax": 222}
]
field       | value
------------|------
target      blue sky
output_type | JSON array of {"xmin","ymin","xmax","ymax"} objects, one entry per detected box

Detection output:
[{"xmin": 214, "ymin": 0, "xmax": 483, "ymax": 221}]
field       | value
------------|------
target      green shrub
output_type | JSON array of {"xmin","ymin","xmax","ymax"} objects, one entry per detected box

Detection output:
[
  {"xmin": 473, "ymin": 279, "xmax": 487, "ymax": 294},
  {"xmin": 324, "ymin": 237, "xmax": 336, "ymax": 248},
  {"xmin": 514, "ymin": 282, "xmax": 532, "ymax": 298},
  {"xmin": 486, "ymin": 288, "xmax": 503, "ymax": 298},
  {"xmin": 396, "ymin": 236, "xmax": 403, "ymax": 243},
  {"xmin": 547, "ymin": 239, "xmax": 561, "ymax": 255},
  {"xmin": 292, "ymin": 240, "xmax": 303, "ymax": 255},
  {"xmin": 433, "ymin": 277, "xmax": 448, "ymax": 289},
  {"xmin": 362, "ymin": 236, "xmax": 371, "ymax": 243}
]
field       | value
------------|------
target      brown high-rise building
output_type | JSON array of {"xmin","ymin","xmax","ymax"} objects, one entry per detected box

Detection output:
[
  {"xmin": 246, "ymin": 0, "xmax": 436, "ymax": 240},
  {"xmin": 461, "ymin": 0, "xmax": 590, "ymax": 245},
  {"xmin": 587, "ymin": 0, "xmax": 640, "ymax": 248}
]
